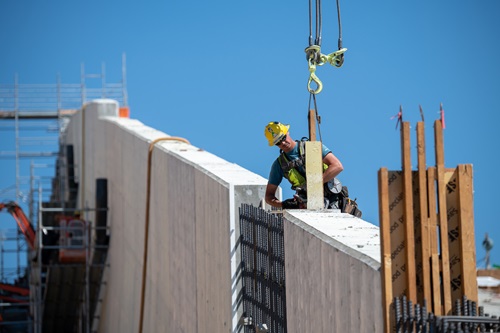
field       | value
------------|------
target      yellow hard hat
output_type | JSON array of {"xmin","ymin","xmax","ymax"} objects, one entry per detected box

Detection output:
[{"xmin": 264, "ymin": 121, "xmax": 290, "ymax": 146}]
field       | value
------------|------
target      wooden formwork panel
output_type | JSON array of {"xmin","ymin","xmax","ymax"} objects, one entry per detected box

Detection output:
[
  {"xmin": 444, "ymin": 165, "xmax": 478, "ymax": 305},
  {"xmin": 379, "ymin": 169, "xmax": 408, "ymax": 333},
  {"xmin": 379, "ymin": 119, "xmax": 478, "ymax": 333},
  {"xmin": 456, "ymin": 164, "xmax": 477, "ymax": 301}
]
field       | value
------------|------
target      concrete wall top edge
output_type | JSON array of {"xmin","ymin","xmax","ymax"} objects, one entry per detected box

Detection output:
[
  {"xmin": 104, "ymin": 116, "xmax": 268, "ymax": 187},
  {"xmin": 86, "ymin": 98, "xmax": 119, "ymax": 106},
  {"xmin": 285, "ymin": 210, "xmax": 381, "ymax": 269}
]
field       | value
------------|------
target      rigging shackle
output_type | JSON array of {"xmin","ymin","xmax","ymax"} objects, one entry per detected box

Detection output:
[
  {"xmin": 305, "ymin": 0, "xmax": 346, "ymax": 93},
  {"xmin": 323, "ymin": 48, "xmax": 347, "ymax": 68},
  {"xmin": 305, "ymin": 45, "xmax": 323, "ymax": 65},
  {"xmin": 305, "ymin": 45, "xmax": 347, "ymax": 94}
]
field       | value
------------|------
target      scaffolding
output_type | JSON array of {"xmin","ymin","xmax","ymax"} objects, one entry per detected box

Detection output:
[
  {"xmin": 33, "ymin": 204, "xmax": 110, "ymax": 333},
  {"xmin": 0, "ymin": 55, "xmax": 126, "ymax": 332}
]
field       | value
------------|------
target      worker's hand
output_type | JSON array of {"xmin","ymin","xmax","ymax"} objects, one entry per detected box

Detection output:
[{"xmin": 282, "ymin": 198, "xmax": 299, "ymax": 210}]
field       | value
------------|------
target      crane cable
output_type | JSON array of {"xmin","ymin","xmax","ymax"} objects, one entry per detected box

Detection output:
[
  {"xmin": 308, "ymin": 93, "xmax": 323, "ymax": 142},
  {"xmin": 305, "ymin": 0, "xmax": 347, "ymax": 95},
  {"xmin": 306, "ymin": 0, "xmax": 346, "ymax": 140}
]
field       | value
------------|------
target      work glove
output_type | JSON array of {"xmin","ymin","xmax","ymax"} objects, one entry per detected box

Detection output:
[{"xmin": 282, "ymin": 198, "xmax": 299, "ymax": 210}]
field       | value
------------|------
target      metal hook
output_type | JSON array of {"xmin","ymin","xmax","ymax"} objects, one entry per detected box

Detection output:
[{"xmin": 307, "ymin": 60, "xmax": 323, "ymax": 94}]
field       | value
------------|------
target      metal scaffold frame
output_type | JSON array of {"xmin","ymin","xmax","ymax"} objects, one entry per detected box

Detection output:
[
  {"xmin": 34, "ymin": 203, "xmax": 110, "ymax": 333},
  {"xmin": 0, "ymin": 55, "xmax": 126, "ymax": 332}
]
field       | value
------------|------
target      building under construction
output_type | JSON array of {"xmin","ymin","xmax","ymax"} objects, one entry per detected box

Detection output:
[{"xmin": 0, "ymin": 64, "xmax": 499, "ymax": 333}]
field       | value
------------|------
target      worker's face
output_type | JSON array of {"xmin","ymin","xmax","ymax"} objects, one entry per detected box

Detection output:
[{"xmin": 276, "ymin": 133, "xmax": 293, "ymax": 152}]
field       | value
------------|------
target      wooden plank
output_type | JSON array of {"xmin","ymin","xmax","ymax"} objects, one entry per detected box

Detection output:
[
  {"xmin": 401, "ymin": 122, "xmax": 417, "ymax": 303},
  {"xmin": 430, "ymin": 253, "xmax": 442, "ymax": 315},
  {"xmin": 308, "ymin": 109, "xmax": 317, "ymax": 141},
  {"xmin": 457, "ymin": 164, "xmax": 478, "ymax": 302},
  {"xmin": 434, "ymin": 119, "xmax": 452, "ymax": 314},
  {"xmin": 305, "ymin": 141, "xmax": 324, "ymax": 209},
  {"xmin": 427, "ymin": 167, "xmax": 442, "ymax": 315},
  {"xmin": 416, "ymin": 122, "xmax": 431, "ymax": 305},
  {"xmin": 378, "ymin": 168, "xmax": 393, "ymax": 333}
]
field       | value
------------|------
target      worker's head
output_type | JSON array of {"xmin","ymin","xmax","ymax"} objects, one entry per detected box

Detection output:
[{"xmin": 264, "ymin": 121, "xmax": 290, "ymax": 146}]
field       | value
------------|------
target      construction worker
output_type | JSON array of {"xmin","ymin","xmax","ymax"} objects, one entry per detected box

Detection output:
[{"xmin": 264, "ymin": 121, "xmax": 344, "ymax": 209}]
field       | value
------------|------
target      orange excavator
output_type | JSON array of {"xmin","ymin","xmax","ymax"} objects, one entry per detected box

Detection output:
[{"xmin": 0, "ymin": 201, "xmax": 36, "ymax": 250}]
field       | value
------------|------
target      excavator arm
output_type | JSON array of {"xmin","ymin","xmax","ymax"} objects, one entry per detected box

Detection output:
[{"xmin": 0, "ymin": 201, "xmax": 36, "ymax": 250}]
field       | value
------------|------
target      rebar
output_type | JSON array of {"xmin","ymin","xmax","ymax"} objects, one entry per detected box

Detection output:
[
  {"xmin": 240, "ymin": 204, "xmax": 287, "ymax": 333},
  {"xmin": 393, "ymin": 296, "xmax": 500, "ymax": 333}
]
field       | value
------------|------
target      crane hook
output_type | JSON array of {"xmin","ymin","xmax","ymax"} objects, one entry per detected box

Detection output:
[{"xmin": 307, "ymin": 60, "xmax": 323, "ymax": 95}]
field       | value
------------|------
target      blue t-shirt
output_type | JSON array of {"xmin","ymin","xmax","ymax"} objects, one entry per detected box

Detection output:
[{"xmin": 268, "ymin": 141, "xmax": 332, "ymax": 186}]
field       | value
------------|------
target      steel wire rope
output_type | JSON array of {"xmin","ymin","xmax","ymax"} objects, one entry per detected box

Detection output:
[
  {"xmin": 316, "ymin": 0, "xmax": 322, "ymax": 46},
  {"xmin": 139, "ymin": 136, "xmax": 191, "ymax": 333},
  {"xmin": 308, "ymin": 93, "xmax": 323, "ymax": 142},
  {"xmin": 306, "ymin": 0, "xmax": 345, "ymax": 138},
  {"xmin": 336, "ymin": 0, "xmax": 343, "ymax": 49},
  {"xmin": 308, "ymin": 0, "xmax": 323, "ymax": 47},
  {"xmin": 308, "ymin": 0, "xmax": 343, "ymax": 49},
  {"xmin": 335, "ymin": 0, "xmax": 344, "ymax": 66},
  {"xmin": 308, "ymin": 0, "xmax": 313, "ymax": 46}
]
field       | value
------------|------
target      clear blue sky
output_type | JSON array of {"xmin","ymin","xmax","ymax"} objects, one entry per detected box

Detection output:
[{"xmin": 1, "ymin": 1, "xmax": 499, "ymax": 268}]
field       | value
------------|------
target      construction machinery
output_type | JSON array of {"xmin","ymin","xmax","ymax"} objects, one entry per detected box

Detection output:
[
  {"xmin": 0, "ymin": 202, "xmax": 36, "ymax": 251},
  {"xmin": 0, "ymin": 201, "xmax": 87, "ymax": 264}
]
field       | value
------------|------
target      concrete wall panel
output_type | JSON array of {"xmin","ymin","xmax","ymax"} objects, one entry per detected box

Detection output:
[
  {"xmin": 64, "ymin": 100, "xmax": 384, "ymax": 333},
  {"xmin": 284, "ymin": 211, "xmax": 383, "ymax": 333},
  {"xmin": 194, "ymin": 170, "xmax": 232, "ymax": 332},
  {"xmin": 65, "ymin": 100, "xmax": 267, "ymax": 333}
]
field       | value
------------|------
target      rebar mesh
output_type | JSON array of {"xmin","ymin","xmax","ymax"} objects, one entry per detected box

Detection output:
[{"xmin": 240, "ymin": 204, "xmax": 287, "ymax": 333}]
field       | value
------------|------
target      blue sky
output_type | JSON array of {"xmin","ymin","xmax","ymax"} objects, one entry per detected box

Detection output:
[{"xmin": 1, "ymin": 0, "xmax": 499, "ymax": 270}]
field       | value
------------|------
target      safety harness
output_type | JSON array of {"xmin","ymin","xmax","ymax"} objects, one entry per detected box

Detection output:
[{"xmin": 277, "ymin": 139, "xmax": 328, "ymax": 189}]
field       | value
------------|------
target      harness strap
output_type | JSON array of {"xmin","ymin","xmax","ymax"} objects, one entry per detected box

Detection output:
[{"xmin": 279, "ymin": 140, "xmax": 308, "ymax": 178}]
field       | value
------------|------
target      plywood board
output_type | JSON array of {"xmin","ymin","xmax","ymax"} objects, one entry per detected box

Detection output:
[
  {"xmin": 386, "ymin": 171, "xmax": 408, "ymax": 298},
  {"xmin": 444, "ymin": 168, "xmax": 462, "ymax": 305},
  {"xmin": 456, "ymin": 164, "xmax": 478, "ymax": 302}
]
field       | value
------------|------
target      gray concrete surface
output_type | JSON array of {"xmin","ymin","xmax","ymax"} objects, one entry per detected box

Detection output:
[
  {"xmin": 284, "ymin": 210, "xmax": 383, "ymax": 333},
  {"xmin": 65, "ymin": 100, "xmax": 268, "ymax": 332},
  {"xmin": 64, "ymin": 99, "xmax": 385, "ymax": 333}
]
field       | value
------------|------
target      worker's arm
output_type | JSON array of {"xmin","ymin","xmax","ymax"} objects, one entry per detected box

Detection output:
[
  {"xmin": 322, "ymin": 152, "xmax": 343, "ymax": 184},
  {"xmin": 265, "ymin": 183, "xmax": 283, "ymax": 208}
]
